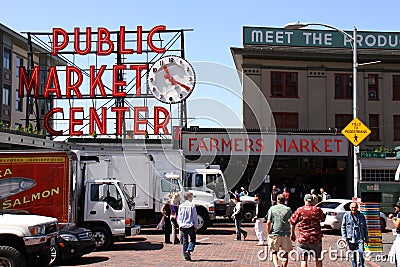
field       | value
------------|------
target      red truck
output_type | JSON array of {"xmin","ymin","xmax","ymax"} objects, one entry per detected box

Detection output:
[{"xmin": 0, "ymin": 150, "xmax": 140, "ymax": 253}]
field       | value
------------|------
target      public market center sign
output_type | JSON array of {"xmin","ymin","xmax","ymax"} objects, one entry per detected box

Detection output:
[{"xmin": 243, "ymin": 26, "xmax": 400, "ymax": 49}]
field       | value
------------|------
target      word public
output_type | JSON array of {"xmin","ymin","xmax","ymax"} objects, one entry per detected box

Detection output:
[{"xmin": 18, "ymin": 26, "xmax": 169, "ymax": 136}]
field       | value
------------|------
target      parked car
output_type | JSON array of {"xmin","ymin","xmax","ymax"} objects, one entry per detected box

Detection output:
[
  {"xmin": 50, "ymin": 224, "xmax": 96, "ymax": 265},
  {"xmin": 316, "ymin": 199, "xmax": 387, "ymax": 231}
]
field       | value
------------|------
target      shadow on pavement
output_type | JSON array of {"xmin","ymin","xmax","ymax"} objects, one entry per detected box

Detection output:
[
  {"xmin": 123, "ymin": 237, "xmax": 147, "ymax": 242},
  {"xmin": 203, "ymin": 229, "xmax": 235, "ymax": 235},
  {"xmin": 58, "ymin": 256, "xmax": 109, "ymax": 266},
  {"xmin": 111, "ymin": 241, "xmax": 164, "ymax": 251},
  {"xmin": 191, "ymin": 259, "xmax": 236, "ymax": 263}
]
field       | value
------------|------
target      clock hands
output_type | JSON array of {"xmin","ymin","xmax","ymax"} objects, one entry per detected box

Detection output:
[{"xmin": 163, "ymin": 65, "xmax": 191, "ymax": 92}]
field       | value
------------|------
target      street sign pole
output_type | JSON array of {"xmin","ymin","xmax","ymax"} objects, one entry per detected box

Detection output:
[{"xmin": 353, "ymin": 26, "xmax": 359, "ymax": 198}]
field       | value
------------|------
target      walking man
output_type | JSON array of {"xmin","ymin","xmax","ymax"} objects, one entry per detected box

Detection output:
[
  {"xmin": 266, "ymin": 194, "xmax": 293, "ymax": 267},
  {"xmin": 232, "ymin": 196, "xmax": 247, "ymax": 240},
  {"xmin": 177, "ymin": 192, "xmax": 198, "ymax": 261},
  {"xmin": 253, "ymin": 193, "xmax": 267, "ymax": 245},
  {"xmin": 290, "ymin": 194, "xmax": 326, "ymax": 267},
  {"xmin": 341, "ymin": 202, "xmax": 369, "ymax": 267}
]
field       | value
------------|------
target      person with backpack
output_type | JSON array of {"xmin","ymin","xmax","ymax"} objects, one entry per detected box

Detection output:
[
  {"xmin": 231, "ymin": 196, "xmax": 248, "ymax": 241},
  {"xmin": 252, "ymin": 193, "xmax": 268, "ymax": 246}
]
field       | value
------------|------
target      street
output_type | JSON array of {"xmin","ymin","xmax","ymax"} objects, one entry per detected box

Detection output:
[{"xmin": 58, "ymin": 220, "xmax": 396, "ymax": 267}]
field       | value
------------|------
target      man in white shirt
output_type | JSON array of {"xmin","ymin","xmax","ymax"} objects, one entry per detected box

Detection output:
[{"xmin": 177, "ymin": 192, "xmax": 199, "ymax": 261}]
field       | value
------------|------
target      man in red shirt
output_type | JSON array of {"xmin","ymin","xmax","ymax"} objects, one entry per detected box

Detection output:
[{"xmin": 290, "ymin": 194, "xmax": 326, "ymax": 267}]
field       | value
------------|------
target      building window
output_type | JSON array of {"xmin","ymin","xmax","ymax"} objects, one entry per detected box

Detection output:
[
  {"xmin": 271, "ymin": 72, "xmax": 298, "ymax": 98},
  {"xmin": 3, "ymin": 48, "xmax": 11, "ymax": 70},
  {"xmin": 369, "ymin": 114, "xmax": 380, "ymax": 141},
  {"xmin": 393, "ymin": 75, "xmax": 400, "ymax": 100},
  {"xmin": 362, "ymin": 169, "xmax": 396, "ymax": 182},
  {"xmin": 335, "ymin": 114, "xmax": 352, "ymax": 130},
  {"xmin": 273, "ymin": 112, "xmax": 299, "ymax": 129},
  {"xmin": 15, "ymin": 89, "xmax": 23, "ymax": 111},
  {"xmin": 394, "ymin": 115, "xmax": 400, "ymax": 141},
  {"xmin": 15, "ymin": 56, "xmax": 23, "ymax": 77},
  {"xmin": 335, "ymin": 73, "xmax": 352, "ymax": 99},
  {"xmin": 2, "ymin": 86, "xmax": 10, "ymax": 106},
  {"xmin": 368, "ymin": 74, "xmax": 379, "ymax": 100}
]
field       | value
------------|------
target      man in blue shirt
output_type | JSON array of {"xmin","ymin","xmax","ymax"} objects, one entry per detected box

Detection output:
[
  {"xmin": 341, "ymin": 202, "xmax": 369, "ymax": 267},
  {"xmin": 177, "ymin": 192, "xmax": 199, "ymax": 261}
]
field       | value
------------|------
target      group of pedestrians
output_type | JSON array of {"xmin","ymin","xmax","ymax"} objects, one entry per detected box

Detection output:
[
  {"xmin": 232, "ymin": 192, "xmax": 380, "ymax": 267},
  {"xmin": 161, "ymin": 192, "xmax": 199, "ymax": 261}
]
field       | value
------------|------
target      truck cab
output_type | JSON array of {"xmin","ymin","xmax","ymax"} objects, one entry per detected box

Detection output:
[
  {"xmin": 158, "ymin": 173, "xmax": 215, "ymax": 233},
  {"xmin": 0, "ymin": 210, "xmax": 58, "ymax": 267},
  {"xmin": 83, "ymin": 178, "xmax": 139, "ymax": 250},
  {"xmin": 183, "ymin": 168, "xmax": 231, "ymax": 228}
]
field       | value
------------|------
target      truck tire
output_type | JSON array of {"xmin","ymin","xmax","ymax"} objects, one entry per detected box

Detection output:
[
  {"xmin": 91, "ymin": 226, "xmax": 112, "ymax": 250},
  {"xmin": 196, "ymin": 208, "xmax": 209, "ymax": 234},
  {"xmin": 0, "ymin": 246, "xmax": 26, "ymax": 267},
  {"xmin": 32, "ymin": 248, "xmax": 51, "ymax": 267}
]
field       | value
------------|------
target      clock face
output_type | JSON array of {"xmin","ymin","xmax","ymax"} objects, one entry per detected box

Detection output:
[{"xmin": 147, "ymin": 55, "xmax": 196, "ymax": 104}]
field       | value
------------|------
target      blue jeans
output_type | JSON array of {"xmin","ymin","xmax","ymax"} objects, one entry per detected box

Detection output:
[
  {"xmin": 348, "ymin": 242, "xmax": 364, "ymax": 267},
  {"xmin": 181, "ymin": 226, "xmax": 196, "ymax": 259},
  {"xmin": 234, "ymin": 219, "xmax": 247, "ymax": 240}
]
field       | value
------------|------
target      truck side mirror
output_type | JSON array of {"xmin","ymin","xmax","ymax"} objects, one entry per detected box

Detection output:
[
  {"xmin": 131, "ymin": 185, "xmax": 136, "ymax": 199},
  {"xmin": 99, "ymin": 184, "xmax": 109, "ymax": 201}
]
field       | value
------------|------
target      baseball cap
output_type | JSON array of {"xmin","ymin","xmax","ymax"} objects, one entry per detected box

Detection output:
[{"xmin": 304, "ymin": 194, "xmax": 313, "ymax": 202}]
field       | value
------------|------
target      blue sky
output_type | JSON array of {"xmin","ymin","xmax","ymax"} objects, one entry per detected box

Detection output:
[{"xmin": 2, "ymin": 0, "xmax": 400, "ymax": 131}]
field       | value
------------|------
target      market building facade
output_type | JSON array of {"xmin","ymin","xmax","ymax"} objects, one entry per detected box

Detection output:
[{"xmin": 227, "ymin": 26, "xmax": 400, "ymax": 200}]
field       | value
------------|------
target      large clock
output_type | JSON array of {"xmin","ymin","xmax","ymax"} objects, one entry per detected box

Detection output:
[{"xmin": 147, "ymin": 55, "xmax": 196, "ymax": 104}]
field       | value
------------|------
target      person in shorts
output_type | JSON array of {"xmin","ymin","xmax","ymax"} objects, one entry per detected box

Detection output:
[
  {"xmin": 266, "ymin": 194, "xmax": 293, "ymax": 267},
  {"xmin": 290, "ymin": 194, "xmax": 326, "ymax": 267}
]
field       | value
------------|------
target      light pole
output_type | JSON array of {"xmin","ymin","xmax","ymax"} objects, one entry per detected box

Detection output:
[{"xmin": 284, "ymin": 22, "xmax": 359, "ymax": 198}]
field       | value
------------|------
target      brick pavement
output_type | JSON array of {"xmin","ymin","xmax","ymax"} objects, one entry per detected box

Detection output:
[{"xmin": 59, "ymin": 221, "xmax": 396, "ymax": 267}]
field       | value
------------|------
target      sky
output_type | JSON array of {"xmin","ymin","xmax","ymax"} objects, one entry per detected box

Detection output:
[{"xmin": 2, "ymin": 0, "xmax": 400, "ymax": 133}]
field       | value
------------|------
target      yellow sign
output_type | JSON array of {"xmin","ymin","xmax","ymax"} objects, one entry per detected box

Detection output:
[{"xmin": 341, "ymin": 117, "xmax": 371, "ymax": 146}]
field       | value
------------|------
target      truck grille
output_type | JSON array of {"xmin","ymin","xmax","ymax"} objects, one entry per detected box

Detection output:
[
  {"xmin": 78, "ymin": 231, "xmax": 94, "ymax": 241},
  {"xmin": 45, "ymin": 223, "xmax": 58, "ymax": 235}
]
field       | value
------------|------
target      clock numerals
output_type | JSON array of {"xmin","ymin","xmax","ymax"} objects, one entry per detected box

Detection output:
[{"xmin": 148, "ymin": 55, "xmax": 195, "ymax": 104}]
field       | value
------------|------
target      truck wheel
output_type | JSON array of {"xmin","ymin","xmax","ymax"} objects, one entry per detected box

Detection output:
[
  {"xmin": 196, "ymin": 208, "xmax": 209, "ymax": 234},
  {"xmin": 0, "ymin": 246, "xmax": 26, "ymax": 267},
  {"xmin": 91, "ymin": 226, "xmax": 112, "ymax": 250}
]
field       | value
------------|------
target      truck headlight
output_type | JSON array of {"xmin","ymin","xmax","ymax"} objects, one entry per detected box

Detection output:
[
  {"xmin": 60, "ymin": 234, "xmax": 79, "ymax": 242},
  {"xmin": 28, "ymin": 225, "xmax": 46, "ymax": 236}
]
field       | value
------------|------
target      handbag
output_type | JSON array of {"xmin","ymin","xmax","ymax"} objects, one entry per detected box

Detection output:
[{"xmin": 157, "ymin": 216, "xmax": 165, "ymax": 230}]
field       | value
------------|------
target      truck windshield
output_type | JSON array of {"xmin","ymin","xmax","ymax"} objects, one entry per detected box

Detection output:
[
  {"xmin": 118, "ymin": 182, "xmax": 135, "ymax": 211},
  {"xmin": 206, "ymin": 174, "xmax": 225, "ymax": 199}
]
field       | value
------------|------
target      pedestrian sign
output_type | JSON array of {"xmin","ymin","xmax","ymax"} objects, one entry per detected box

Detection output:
[{"xmin": 341, "ymin": 118, "xmax": 371, "ymax": 146}]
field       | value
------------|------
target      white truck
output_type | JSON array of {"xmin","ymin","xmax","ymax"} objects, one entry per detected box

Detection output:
[
  {"xmin": 0, "ymin": 210, "xmax": 58, "ymax": 267},
  {"xmin": 78, "ymin": 148, "xmax": 223, "ymax": 233},
  {"xmin": 0, "ymin": 151, "xmax": 140, "ymax": 251}
]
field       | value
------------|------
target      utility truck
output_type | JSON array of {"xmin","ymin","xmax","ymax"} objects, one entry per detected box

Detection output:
[
  {"xmin": 0, "ymin": 151, "xmax": 140, "ymax": 251},
  {"xmin": 78, "ymin": 147, "xmax": 233, "ymax": 232}
]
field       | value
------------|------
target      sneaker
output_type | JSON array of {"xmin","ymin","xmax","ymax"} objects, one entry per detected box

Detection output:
[
  {"xmin": 243, "ymin": 232, "xmax": 248, "ymax": 240},
  {"xmin": 256, "ymin": 242, "xmax": 265, "ymax": 246},
  {"xmin": 185, "ymin": 251, "xmax": 192, "ymax": 261},
  {"xmin": 234, "ymin": 238, "xmax": 241, "ymax": 241}
]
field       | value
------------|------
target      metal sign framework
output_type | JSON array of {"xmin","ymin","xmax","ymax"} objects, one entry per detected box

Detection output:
[{"xmin": 23, "ymin": 27, "xmax": 192, "ymax": 138}]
